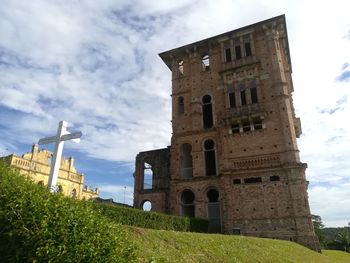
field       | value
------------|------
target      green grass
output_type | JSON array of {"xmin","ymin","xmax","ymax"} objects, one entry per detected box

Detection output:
[
  {"xmin": 322, "ymin": 250, "xmax": 350, "ymax": 262},
  {"xmin": 127, "ymin": 227, "xmax": 350, "ymax": 263},
  {"xmin": 2, "ymin": 163, "xmax": 350, "ymax": 263}
]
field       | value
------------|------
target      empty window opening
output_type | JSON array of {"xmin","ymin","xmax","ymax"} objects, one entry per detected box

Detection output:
[
  {"xmin": 270, "ymin": 175, "xmax": 280, "ymax": 181},
  {"xmin": 253, "ymin": 117, "xmax": 263, "ymax": 130},
  {"xmin": 207, "ymin": 189, "xmax": 219, "ymax": 202},
  {"xmin": 204, "ymin": 139, "xmax": 217, "ymax": 176},
  {"xmin": 202, "ymin": 95, "xmax": 213, "ymax": 128},
  {"xmin": 233, "ymin": 179, "xmax": 241, "ymax": 184},
  {"xmin": 181, "ymin": 189, "xmax": 195, "ymax": 204},
  {"xmin": 244, "ymin": 38, "xmax": 252, "ymax": 57},
  {"xmin": 240, "ymin": 90, "xmax": 247, "ymax": 106},
  {"xmin": 250, "ymin": 87, "xmax": 258, "ymax": 104},
  {"xmin": 181, "ymin": 143, "xmax": 193, "ymax": 179},
  {"xmin": 235, "ymin": 44, "xmax": 242, "ymax": 60},
  {"xmin": 142, "ymin": 200, "xmax": 152, "ymax": 211},
  {"xmin": 178, "ymin": 60, "xmax": 184, "ymax": 75},
  {"xmin": 143, "ymin": 162, "xmax": 153, "ymax": 189},
  {"xmin": 178, "ymin": 96, "xmax": 184, "ymax": 115},
  {"xmin": 201, "ymin": 54, "xmax": 210, "ymax": 71},
  {"xmin": 229, "ymin": 92, "xmax": 236, "ymax": 108},
  {"xmin": 71, "ymin": 188, "xmax": 77, "ymax": 198},
  {"xmin": 231, "ymin": 123, "xmax": 240, "ymax": 134},
  {"xmin": 225, "ymin": 48, "xmax": 232, "ymax": 62},
  {"xmin": 242, "ymin": 119, "xmax": 251, "ymax": 132},
  {"xmin": 244, "ymin": 177, "xmax": 262, "ymax": 184},
  {"xmin": 181, "ymin": 190, "xmax": 195, "ymax": 217}
]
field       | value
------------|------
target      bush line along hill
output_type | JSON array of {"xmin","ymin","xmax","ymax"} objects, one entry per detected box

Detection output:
[
  {"xmin": 1, "ymin": 163, "xmax": 350, "ymax": 263},
  {"xmin": 93, "ymin": 201, "xmax": 208, "ymax": 232},
  {"xmin": 0, "ymin": 163, "xmax": 135, "ymax": 263}
]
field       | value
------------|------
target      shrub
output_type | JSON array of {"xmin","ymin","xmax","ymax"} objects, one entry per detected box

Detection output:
[
  {"xmin": 0, "ymin": 163, "xmax": 135, "ymax": 263},
  {"xmin": 93, "ymin": 201, "xmax": 208, "ymax": 232}
]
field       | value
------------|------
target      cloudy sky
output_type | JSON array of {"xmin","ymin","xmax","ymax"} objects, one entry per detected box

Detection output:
[{"xmin": 0, "ymin": 0, "xmax": 349, "ymax": 227}]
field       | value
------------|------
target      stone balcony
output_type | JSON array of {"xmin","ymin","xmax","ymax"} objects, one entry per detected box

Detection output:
[{"xmin": 223, "ymin": 103, "xmax": 265, "ymax": 125}]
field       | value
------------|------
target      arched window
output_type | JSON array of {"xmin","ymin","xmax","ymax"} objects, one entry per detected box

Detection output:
[
  {"xmin": 201, "ymin": 54, "xmax": 210, "ymax": 71},
  {"xmin": 204, "ymin": 139, "xmax": 217, "ymax": 176},
  {"xmin": 181, "ymin": 190, "xmax": 195, "ymax": 217},
  {"xmin": 207, "ymin": 189, "xmax": 221, "ymax": 232},
  {"xmin": 202, "ymin": 95, "xmax": 213, "ymax": 128},
  {"xmin": 71, "ymin": 188, "xmax": 77, "ymax": 198},
  {"xmin": 178, "ymin": 96, "xmax": 184, "ymax": 115},
  {"xmin": 207, "ymin": 189, "xmax": 219, "ymax": 202},
  {"xmin": 178, "ymin": 60, "xmax": 184, "ymax": 75},
  {"xmin": 180, "ymin": 143, "xmax": 193, "ymax": 179},
  {"xmin": 142, "ymin": 200, "xmax": 152, "ymax": 211},
  {"xmin": 143, "ymin": 162, "xmax": 153, "ymax": 189}
]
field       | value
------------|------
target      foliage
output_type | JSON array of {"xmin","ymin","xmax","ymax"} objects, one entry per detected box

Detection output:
[
  {"xmin": 128, "ymin": 226, "xmax": 350, "ymax": 263},
  {"xmin": 0, "ymin": 163, "xmax": 136, "ymax": 263},
  {"xmin": 327, "ymin": 227, "xmax": 350, "ymax": 253},
  {"xmin": 312, "ymin": 214, "xmax": 350, "ymax": 253},
  {"xmin": 93, "ymin": 201, "xmax": 208, "ymax": 232},
  {"xmin": 312, "ymin": 214, "xmax": 326, "ymax": 247}
]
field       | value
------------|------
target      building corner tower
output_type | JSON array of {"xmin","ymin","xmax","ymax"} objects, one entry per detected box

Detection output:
[{"xmin": 134, "ymin": 15, "xmax": 320, "ymax": 251}]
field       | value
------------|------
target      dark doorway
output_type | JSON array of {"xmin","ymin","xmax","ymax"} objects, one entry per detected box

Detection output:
[{"xmin": 207, "ymin": 189, "xmax": 221, "ymax": 232}]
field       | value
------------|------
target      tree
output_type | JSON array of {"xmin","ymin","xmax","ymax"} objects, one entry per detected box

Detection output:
[
  {"xmin": 312, "ymin": 214, "xmax": 326, "ymax": 247},
  {"xmin": 334, "ymin": 223, "xmax": 350, "ymax": 252}
]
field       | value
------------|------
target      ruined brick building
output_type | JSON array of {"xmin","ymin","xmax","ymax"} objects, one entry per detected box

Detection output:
[{"xmin": 133, "ymin": 15, "xmax": 320, "ymax": 251}]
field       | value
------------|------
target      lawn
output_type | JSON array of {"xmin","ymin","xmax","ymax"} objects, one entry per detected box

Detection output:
[{"xmin": 128, "ymin": 227, "xmax": 350, "ymax": 263}]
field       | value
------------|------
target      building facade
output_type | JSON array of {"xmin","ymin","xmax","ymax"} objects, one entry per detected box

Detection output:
[
  {"xmin": 1, "ymin": 144, "xmax": 98, "ymax": 200},
  {"xmin": 134, "ymin": 15, "xmax": 320, "ymax": 251}
]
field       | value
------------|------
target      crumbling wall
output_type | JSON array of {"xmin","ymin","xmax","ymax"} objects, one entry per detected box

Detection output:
[{"xmin": 133, "ymin": 147, "xmax": 170, "ymax": 213}]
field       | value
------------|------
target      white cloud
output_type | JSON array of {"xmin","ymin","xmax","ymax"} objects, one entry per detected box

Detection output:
[
  {"xmin": 0, "ymin": 0, "xmax": 349, "ymax": 226},
  {"xmin": 309, "ymin": 183, "xmax": 350, "ymax": 227}
]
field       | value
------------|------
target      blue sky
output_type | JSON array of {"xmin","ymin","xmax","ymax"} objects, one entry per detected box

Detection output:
[{"xmin": 0, "ymin": 0, "xmax": 349, "ymax": 227}]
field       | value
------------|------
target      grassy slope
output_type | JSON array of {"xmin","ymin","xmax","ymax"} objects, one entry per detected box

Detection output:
[{"xmin": 127, "ymin": 227, "xmax": 350, "ymax": 263}]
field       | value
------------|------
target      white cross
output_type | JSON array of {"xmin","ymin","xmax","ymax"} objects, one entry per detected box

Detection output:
[{"xmin": 38, "ymin": 120, "xmax": 82, "ymax": 192}]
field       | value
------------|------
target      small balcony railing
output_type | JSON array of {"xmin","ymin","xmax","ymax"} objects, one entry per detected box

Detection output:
[{"xmin": 224, "ymin": 103, "xmax": 264, "ymax": 125}]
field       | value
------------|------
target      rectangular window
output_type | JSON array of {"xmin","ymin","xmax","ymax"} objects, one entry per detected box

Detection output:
[
  {"xmin": 205, "ymin": 151, "xmax": 216, "ymax": 176},
  {"xmin": 244, "ymin": 177, "xmax": 262, "ymax": 184},
  {"xmin": 229, "ymin": 92, "xmax": 236, "ymax": 108},
  {"xmin": 235, "ymin": 45, "xmax": 242, "ymax": 60},
  {"xmin": 250, "ymin": 87, "xmax": 258, "ymax": 103},
  {"xmin": 270, "ymin": 175, "xmax": 280, "ymax": 181},
  {"xmin": 225, "ymin": 48, "xmax": 232, "ymax": 62},
  {"xmin": 233, "ymin": 179, "xmax": 241, "ymax": 184},
  {"xmin": 242, "ymin": 119, "xmax": 251, "ymax": 132},
  {"xmin": 231, "ymin": 123, "xmax": 240, "ymax": 134},
  {"xmin": 240, "ymin": 90, "xmax": 246, "ymax": 106},
  {"xmin": 253, "ymin": 117, "xmax": 263, "ymax": 130},
  {"xmin": 244, "ymin": 42, "xmax": 252, "ymax": 57}
]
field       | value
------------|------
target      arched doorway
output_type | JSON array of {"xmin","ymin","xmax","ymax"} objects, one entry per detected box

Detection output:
[
  {"xmin": 181, "ymin": 189, "xmax": 195, "ymax": 217},
  {"xmin": 207, "ymin": 189, "xmax": 221, "ymax": 233}
]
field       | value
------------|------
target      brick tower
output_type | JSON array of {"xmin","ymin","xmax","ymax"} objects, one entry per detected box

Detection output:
[{"xmin": 134, "ymin": 15, "xmax": 320, "ymax": 251}]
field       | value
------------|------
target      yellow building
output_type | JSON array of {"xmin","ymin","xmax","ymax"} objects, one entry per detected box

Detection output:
[{"xmin": 1, "ymin": 144, "xmax": 98, "ymax": 200}]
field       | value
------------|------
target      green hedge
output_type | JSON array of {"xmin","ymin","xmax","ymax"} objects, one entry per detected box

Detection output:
[
  {"xmin": 0, "ymin": 163, "xmax": 135, "ymax": 263},
  {"xmin": 93, "ymin": 202, "xmax": 208, "ymax": 233}
]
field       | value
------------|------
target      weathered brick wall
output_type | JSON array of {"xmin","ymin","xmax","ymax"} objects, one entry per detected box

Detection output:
[{"xmin": 134, "ymin": 15, "xmax": 320, "ymax": 251}]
